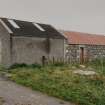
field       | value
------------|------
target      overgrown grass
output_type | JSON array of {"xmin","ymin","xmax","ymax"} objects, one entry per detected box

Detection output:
[
  {"xmin": 86, "ymin": 58, "xmax": 105, "ymax": 75},
  {"xmin": 6, "ymin": 62, "xmax": 105, "ymax": 105}
]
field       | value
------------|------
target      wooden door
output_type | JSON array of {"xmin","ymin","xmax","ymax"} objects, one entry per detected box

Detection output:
[{"xmin": 80, "ymin": 47, "xmax": 84, "ymax": 64}]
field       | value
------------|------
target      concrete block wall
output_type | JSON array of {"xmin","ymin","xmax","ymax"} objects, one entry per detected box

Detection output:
[
  {"xmin": 0, "ymin": 22, "xmax": 11, "ymax": 66},
  {"xmin": 12, "ymin": 37, "xmax": 65, "ymax": 65}
]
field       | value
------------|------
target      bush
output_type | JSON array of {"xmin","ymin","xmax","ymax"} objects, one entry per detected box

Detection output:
[
  {"xmin": 9, "ymin": 63, "xmax": 42, "ymax": 69},
  {"xmin": 30, "ymin": 64, "xmax": 42, "ymax": 69},
  {"xmin": 50, "ymin": 61, "xmax": 66, "ymax": 67},
  {"xmin": 9, "ymin": 63, "xmax": 28, "ymax": 69}
]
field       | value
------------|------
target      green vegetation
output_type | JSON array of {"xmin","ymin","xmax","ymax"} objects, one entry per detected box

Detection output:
[
  {"xmin": 4, "ymin": 62, "xmax": 105, "ymax": 105},
  {"xmin": 87, "ymin": 58, "xmax": 105, "ymax": 74},
  {"xmin": 0, "ymin": 97, "xmax": 5, "ymax": 105}
]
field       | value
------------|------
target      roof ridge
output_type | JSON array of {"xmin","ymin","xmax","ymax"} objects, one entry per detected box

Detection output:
[{"xmin": 60, "ymin": 30, "xmax": 105, "ymax": 37}]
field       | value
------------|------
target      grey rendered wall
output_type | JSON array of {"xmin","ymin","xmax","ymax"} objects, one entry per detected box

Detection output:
[
  {"xmin": 49, "ymin": 38, "xmax": 65, "ymax": 61},
  {"xmin": 0, "ymin": 22, "xmax": 11, "ymax": 66},
  {"xmin": 12, "ymin": 37, "xmax": 65, "ymax": 65}
]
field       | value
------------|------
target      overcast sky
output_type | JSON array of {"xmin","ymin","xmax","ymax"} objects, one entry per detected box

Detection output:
[{"xmin": 0, "ymin": 0, "xmax": 105, "ymax": 34}]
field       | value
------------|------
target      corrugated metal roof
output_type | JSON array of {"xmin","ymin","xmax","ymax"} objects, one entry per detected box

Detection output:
[
  {"xmin": 0, "ymin": 18, "xmax": 65, "ymax": 39},
  {"xmin": 62, "ymin": 31, "xmax": 105, "ymax": 45}
]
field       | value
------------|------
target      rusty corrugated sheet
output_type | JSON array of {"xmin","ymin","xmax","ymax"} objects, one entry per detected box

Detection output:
[{"xmin": 63, "ymin": 31, "xmax": 105, "ymax": 45}]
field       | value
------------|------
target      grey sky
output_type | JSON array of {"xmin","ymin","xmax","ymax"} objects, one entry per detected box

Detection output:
[{"xmin": 0, "ymin": 0, "xmax": 105, "ymax": 34}]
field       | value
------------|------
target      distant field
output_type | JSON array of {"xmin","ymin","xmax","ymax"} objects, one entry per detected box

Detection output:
[{"xmin": 4, "ymin": 61, "xmax": 105, "ymax": 105}]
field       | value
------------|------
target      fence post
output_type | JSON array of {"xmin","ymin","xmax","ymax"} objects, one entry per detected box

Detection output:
[{"xmin": 42, "ymin": 56, "xmax": 46, "ymax": 66}]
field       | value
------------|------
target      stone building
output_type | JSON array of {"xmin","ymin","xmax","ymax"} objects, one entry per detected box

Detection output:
[
  {"xmin": 62, "ymin": 31, "xmax": 105, "ymax": 63},
  {"xmin": 0, "ymin": 18, "xmax": 65, "ymax": 66}
]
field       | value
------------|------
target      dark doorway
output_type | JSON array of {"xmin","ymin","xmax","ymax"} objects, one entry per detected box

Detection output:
[{"xmin": 80, "ymin": 47, "xmax": 84, "ymax": 64}]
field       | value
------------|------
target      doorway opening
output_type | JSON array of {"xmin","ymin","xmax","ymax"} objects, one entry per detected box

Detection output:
[{"xmin": 80, "ymin": 47, "xmax": 84, "ymax": 64}]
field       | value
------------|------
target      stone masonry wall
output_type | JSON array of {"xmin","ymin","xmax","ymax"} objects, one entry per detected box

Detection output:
[
  {"xmin": 86, "ymin": 45, "xmax": 105, "ymax": 61},
  {"xmin": 65, "ymin": 44, "xmax": 79, "ymax": 63},
  {"xmin": 65, "ymin": 44, "xmax": 105, "ymax": 63}
]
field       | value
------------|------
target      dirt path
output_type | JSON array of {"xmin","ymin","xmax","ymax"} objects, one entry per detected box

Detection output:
[{"xmin": 0, "ymin": 77, "xmax": 74, "ymax": 105}]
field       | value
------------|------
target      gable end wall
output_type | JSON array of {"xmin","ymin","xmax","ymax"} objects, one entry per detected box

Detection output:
[{"xmin": 0, "ymin": 22, "xmax": 11, "ymax": 66}]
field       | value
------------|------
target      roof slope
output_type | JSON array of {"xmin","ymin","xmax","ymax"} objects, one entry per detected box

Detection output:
[
  {"xmin": 62, "ymin": 31, "xmax": 105, "ymax": 45},
  {"xmin": 0, "ymin": 18, "xmax": 65, "ymax": 39}
]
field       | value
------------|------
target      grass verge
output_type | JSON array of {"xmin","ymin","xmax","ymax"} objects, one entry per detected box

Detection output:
[{"xmin": 5, "ymin": 63, "xmax": 105, "ymax": 105}]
